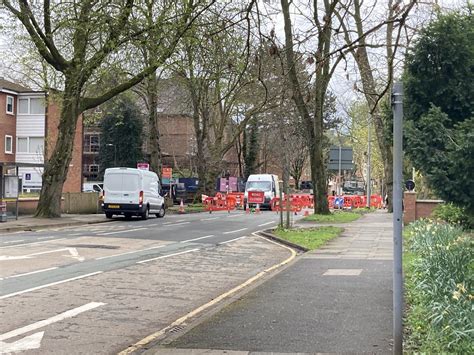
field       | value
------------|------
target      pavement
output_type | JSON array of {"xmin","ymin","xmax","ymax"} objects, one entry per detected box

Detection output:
[{"xmin": 141, "ymin": 210, "xmax": 394, "ymax": 354}]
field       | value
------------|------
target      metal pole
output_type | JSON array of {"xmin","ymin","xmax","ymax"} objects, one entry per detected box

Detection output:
[
  {"xmin": 367, "ymin": 118, "xmax": 371, "ymax": 208},
  {"xmin": 392, "ymin": 82, "xmax": 404, "ymax": 355},
  {"xmin": 338, "ymin": 145, "xmax": 342, "ymax": 195},
  {"xmin": 279, "ymin": 181, "xmax": 283, "ymax": 228}
]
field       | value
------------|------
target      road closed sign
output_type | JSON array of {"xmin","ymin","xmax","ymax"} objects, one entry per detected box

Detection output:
[{"xmin": 247, "ymin": 191, "xmax": 265, "ymax": 204}]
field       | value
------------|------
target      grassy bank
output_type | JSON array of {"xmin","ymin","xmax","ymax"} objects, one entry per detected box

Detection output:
[
  {"xmin": 302, "ymin": 210, "xmax": 363, "ymax": 223},
  {"xmin": 273, "ymin": 227, "xmax": 343, "ymax": 250}
]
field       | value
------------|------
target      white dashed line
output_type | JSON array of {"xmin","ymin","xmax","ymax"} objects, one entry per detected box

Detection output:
[
  {"xmin": 180, "ymin": 235, "xmax": 215, "ymax": 243},
  {"xmin": 2, "ymin": 239, "xmax": 24, "ymax": 244},
  {"xmin": 200, "ymin": 217, "xmax": 219, "ymax": 221},
  {"xmin": 1, "ymin": 267, "xmax": 58, "ymax": 280},
  {"xmin": 37, "ymin": 236, "xmax": 54, "ymax": 240},
  {"xmin": 163, "ymin": 222, "xmax": 190, "ymax": 227},
  {"xmin": 220, "ymin": 236, "xmax": 247, "ymax": 245},
  {"xmin": 0, "ymin": 238, "xmax": 67, "ymax": 250},
  {"xmin": 0, "ymin": 271, "xmax": 103, "ymax": 300},
  {"xmin": 137, "ymin": 249, "xmax": 200, "ymax": 264},
  {"xmin": 258, "ymin": 221, "xmax": 276, "ymax": 227},
  {"xmin": 163, "ymin": 220, "xmax": 185, "ymax": 225},
  {"xmin": 98, "ymin": 228, "xmax": 147, "ymax": 236},
  {"xmin": 223, "ymin": 228, "xmax": 248, "ymax": 235},
  {"xmin": 95, "ymin": 245, "xmax": 166, "ymax": 260}
]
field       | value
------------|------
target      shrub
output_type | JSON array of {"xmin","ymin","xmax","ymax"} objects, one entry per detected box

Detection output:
[
  {"xmin": 432, "ymin": 203, "xmax": 473, "ymax": 228},
  {"xmin": 404, "ymin": 220, "xmax": 473, "ymax": 353}
]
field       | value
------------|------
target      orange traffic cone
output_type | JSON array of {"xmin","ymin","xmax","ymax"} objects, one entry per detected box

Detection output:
[
  {"xmin": 179, "ymin": 199, "xmax": 185, "ymax": 213},
  {"xmin": 255, "ymin": 204, "xmax": 261, "ymax": 214}
]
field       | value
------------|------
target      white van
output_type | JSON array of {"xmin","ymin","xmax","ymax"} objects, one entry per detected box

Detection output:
[
  {"xmin": 244, "ymin": 174, "xmax": 280, "ymax": 209},
  {"xmin": 102, "ymin": 168, "xmax": 165, "ymax": 220}
]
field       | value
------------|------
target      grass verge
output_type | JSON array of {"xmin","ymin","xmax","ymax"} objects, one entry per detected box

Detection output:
[
  {"xmin": 273, "ymin": 226, "xmax": 343, "ymax": 250},
  {"xmin": 302, "ymin": 210, "xmax": 362, "ymax": 223}
]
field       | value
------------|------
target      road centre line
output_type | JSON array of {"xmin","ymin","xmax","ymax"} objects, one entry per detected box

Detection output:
[
  {"xmin": 68, "ymin": 233, "xmax": 83, "ymax": 236},
  {"xmin": 219, "ymin": 236, "xmax": 247, "ymax": 245},
  {"xmin": 98, "ymin": 228, "xmax": 147, "ymax": 236},
  {"xmin": 95, "ymin": 245, "xmax": 167, "ymax": 260},
  {"xmin": 163, "ymin": 220, "xmax": 185, "ymax": 225},
  {"xmin": 0, "ymin": 271, "xmax": 103, "ymax": 300},
  {"xmin": 0, "ymin": 267, "xmax": 58, "ymax": 281},
  {"xmin": 180, "ymin": 235, "xmax": 215, "ymax": 243},
  {"xmin": 2, "ymin": 240, "xmax": 24, "ymax": 244},
  {"xmin": 0, "ymin": 302, "xmax": 106, "ymax": 342},
  {"xmin": 200, "ymin": 217, "xmax": 219, "ymax": 221},
  {"xmin": 37, "ymin": 236, "xmax": 54, "ymax": 240},
  {"xmin": 258, "ymin": 221, "xmax": 276, "ymax": 227},
  {"xmin": 223, "ymin": 228, "xmax": 248, "ymax": 235},
  {"xmin": 137, "ymin": 249, "xmax": 200, "ymax": 264},
  {"xmin": 163, "ymin": 222, "xmax": 190, "ymax": 227},
  {"xmin": 226, "ymin": 214, "xmax": 242, "ymax": 218},
  {"xmin": 0, "ymin": 238, "xmax": 67, "ymax": 250}
]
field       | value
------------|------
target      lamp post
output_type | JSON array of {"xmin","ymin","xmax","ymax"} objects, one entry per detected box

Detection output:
[
  {"xmin": 106, "ymin": 143, "xmax": 117, "ymax": 167},
  {"xmin": 366, "ymin": 117, "xmax": 371, "ymax": 208}
]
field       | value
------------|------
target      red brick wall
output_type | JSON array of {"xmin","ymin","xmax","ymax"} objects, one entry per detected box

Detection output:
[
  {"xmin": 404, "ymin": 191, "xmax": 442, "ymax": 223},
  {"xmin": 0, "ymin": 93, "xmax": 17, "ymax": 163},
  {"xmin": 46, "ymin": 100, "xmax": 83, "ymax": 192}
]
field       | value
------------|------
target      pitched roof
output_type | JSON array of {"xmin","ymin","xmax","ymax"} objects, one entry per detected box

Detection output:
[{"xmin": 0, "ymin": 78, "xmax": 35, "ymax": 93}]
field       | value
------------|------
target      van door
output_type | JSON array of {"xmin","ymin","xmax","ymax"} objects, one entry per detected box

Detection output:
[{"xmin": 104, "ymin": 171, "xmax": 141, "ymax": 204}]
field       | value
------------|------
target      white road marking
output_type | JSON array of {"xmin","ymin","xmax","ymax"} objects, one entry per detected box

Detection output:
[
  {"xmin": 258, "ymin": 221, "xmax": 276, "ymax": 227},
  {"xmin": 220, "ymin": 236, "xmax": 247, "ymax": 245},
  {"xmin": 1, "ymin": 248, "xmax": 84, "ymax": 262},
  {"xmin": 147, "ymin": 224, "xmax": 159, "ymax": 227},
  {"xmin": 223, "ymin": 228, "xmax": 248, "ymax": 235},
  {"xmin": 226, "ymin": 214, "xmax": 242, "ymax": 218},
  {"xmin": 2, "ymin": 240, "xmax": 24, "ymax": 244},
  {"xmin": 68, "ymin": 233, "xmax": 83, "ymax": 236},
  {"xmin": 95, "ymin": 245, "xmax": 166, "ymax": 260},
  {"xmin": 0, "ymin": 302, "xmax": 106, "ymax": 342},
  {"xmin": 0, "ymin": 271, "xmax": 103, "ymax": 300},
  {"xmin": 0, "ymin": 331, "xmax": 44, "ymax": 353},
  {"xmin": 137, "ymin": 249, "xmax": 200, "ymax": 264},
  {"xmin": 0, "ymin": 267, "xmax": 58, "ymax": 281},
  {"xmin": 0, "ymin": 238, "xmax": 67, "ymax": 250},
  {"xmin": 163, "ymin": 222, "xmax": 190, "ymax": 227},
  {"xmin": 200, "ymin": 217, "xmax": 219, "ymax": 221},
  {"xmin": 37, "ymin": 236, "xmax": 54, "ymax": 240},
  {"xmin": 180, "ymin": 235, "xmax": 215, "ymax": 243},
  {"xmin": 98, "ymin": 228, "xmax": 147, "ymax": 236},
  {"xmin": 163, "ymin": 220, "xmax": 185, "ymax": 225}
]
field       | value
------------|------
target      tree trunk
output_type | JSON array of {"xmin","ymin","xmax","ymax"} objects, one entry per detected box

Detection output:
[
  {"xmin": 146, "ymin": 73, "xmax": 163, "ymax": 175},
  {"xmin": 35, "ymin": 83, "xmax": 80, "ymax": 217}
]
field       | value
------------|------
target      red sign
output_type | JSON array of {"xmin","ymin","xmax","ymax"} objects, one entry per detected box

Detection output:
[
  {"xmin": 247, "ymin": 191, "xmax": 265, "ymax": 204},
  {"xmin": 162, "ymin": 167, "xmax": 172, "ymax": 178},
  {"xmin": 137, "ymin": 163, "xmax": 149, "ymax": 170}
]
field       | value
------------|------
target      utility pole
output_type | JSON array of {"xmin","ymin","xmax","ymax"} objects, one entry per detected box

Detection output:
[
  {"xmin": 392, "ymin": 82, "xmax": 404, "ymax": 355},
  {"xmin": 366, "ymin": 118, "xmax": 371, "ymax": 208},
  {"xmin": 338, "ymin": 145, "xmax": 342, "ymax": 195}
]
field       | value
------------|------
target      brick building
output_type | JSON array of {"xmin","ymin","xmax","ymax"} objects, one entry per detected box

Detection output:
[{"xmin": 0, "ymin": 78, "xmax": 82, "ymax": 196}]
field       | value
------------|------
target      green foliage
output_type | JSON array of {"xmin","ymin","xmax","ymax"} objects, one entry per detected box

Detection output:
[
  {"xmin": 99, "ymin": 95, "xmax": 144, "ymax": 178},
  {"xmin": 273, "ymin": 226, "xmax": 343, "ymax": 250},
  {"xmin": 433, "ymin": 203, "xmax": 474, "ymax": 229},
  {"xmin": 302, "ymin": 211, "xmax": 362, "ymax": 223},
  {"xmin": 404, "ymin": 220, "xmax": 473, "ymax": 353},
  {"xmin": 404, "ymin": 10, "xmax": 474, "ymax": 214}
]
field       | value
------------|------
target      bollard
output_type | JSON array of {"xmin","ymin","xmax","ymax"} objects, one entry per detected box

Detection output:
[{"xmin": 0, "ymin": 201, "xmax": 7, "ymax": 222}]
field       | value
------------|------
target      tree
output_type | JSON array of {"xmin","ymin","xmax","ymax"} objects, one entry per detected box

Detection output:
[
  {"xmin": 404, "ymin": 9, "xmax": 474, "ymax": 214},
  {"xmin": 2, "ymin": 0, "xmax": 213, "ymax": 217},
  {"xmin": 99, "ymin": 95, "xmax": 144, "ymax": 177}
]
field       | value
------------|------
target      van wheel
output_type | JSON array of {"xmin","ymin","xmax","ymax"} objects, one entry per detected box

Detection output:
[
  {"xmin": 156, "ymin": 205, "xmax": 166, "ymax": 218},
  {"xmin": 105, "ymin": 213, "xmax": 113, "ymax": 219},
  {"xmin": 141, "ymin": 207, "xmax": 149, "ymax": 220}
]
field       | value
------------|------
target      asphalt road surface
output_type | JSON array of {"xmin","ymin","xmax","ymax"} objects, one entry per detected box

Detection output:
[{"xmin": 0, "ymin": 210, "xmax": 296, "ymax": 354}]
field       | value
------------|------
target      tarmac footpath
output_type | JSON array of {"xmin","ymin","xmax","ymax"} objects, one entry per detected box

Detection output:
[{"xmin": 142, "ymin": 210, "xmax": 394, "ymax": 354}]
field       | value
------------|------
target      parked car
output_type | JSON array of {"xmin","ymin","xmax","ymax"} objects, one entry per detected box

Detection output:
[
  {"xmin": 102, "ymin": 167, "xmax": 165, "ymax": 220},
  {"xmin": 83, "ymin": 182, "xmax": 103, "ymax": 193}
]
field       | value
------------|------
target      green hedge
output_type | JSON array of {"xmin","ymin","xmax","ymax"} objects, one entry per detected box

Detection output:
[{"xmin": 404, "ymin": 220, "xmax": 473, "ymax": 353}]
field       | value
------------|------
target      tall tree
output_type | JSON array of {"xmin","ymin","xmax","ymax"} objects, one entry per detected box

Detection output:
[
  {"xmin": 99, "ymin": 95, "xmax": 144, "ymax": 177},
  {"xmin": 2, "ymin": 0, "xmax": 213, "ymax": 217},
  {"xmin": 404, "ymin": 9, "xmax": 474, "ymax": 215}
]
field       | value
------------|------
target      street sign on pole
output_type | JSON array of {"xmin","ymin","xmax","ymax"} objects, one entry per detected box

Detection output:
[
  {"xmin": 161, "ymin": 167, "xmax": 172, "ymax": 178},
  {"xmin": 327, "ymin": 147, "xmax": 354, "ymax": 170}
]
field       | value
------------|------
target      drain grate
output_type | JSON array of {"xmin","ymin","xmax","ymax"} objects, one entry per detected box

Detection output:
[
  {"xmin": 68, "ymin": 244, "xmax": 120, "ymax": 250},
  {"xmin": 168, "ymin": 325, "xmax": 186, "ymax": 334}
]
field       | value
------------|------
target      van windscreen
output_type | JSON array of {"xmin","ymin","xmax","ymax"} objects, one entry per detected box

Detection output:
[{"xmin": 246, "ymin": 181, "xmax": 271, "ymax": 191}]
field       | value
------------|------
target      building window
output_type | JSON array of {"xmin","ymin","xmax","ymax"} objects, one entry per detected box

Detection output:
[
  {"xmin": 16, "ymin": 137, "xmax": 44, "ymax": 154},
  {"xmin": 6, "ymin": 96, "xmax": 14, "ymax": 114},
  {"xmin": 84, "ymin": 134, "xmax": 100, "ymax": 153},
  {"xmin": 5, "ymin": 135, "xmax": 13, "ymax": 153},
  {"xmin": 17, "ymin": 97, "xmax": 45, "ymax": 115},
  {"xmin": 89, "ymin": 164, "xmax": 99, "ymax": 173}
]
